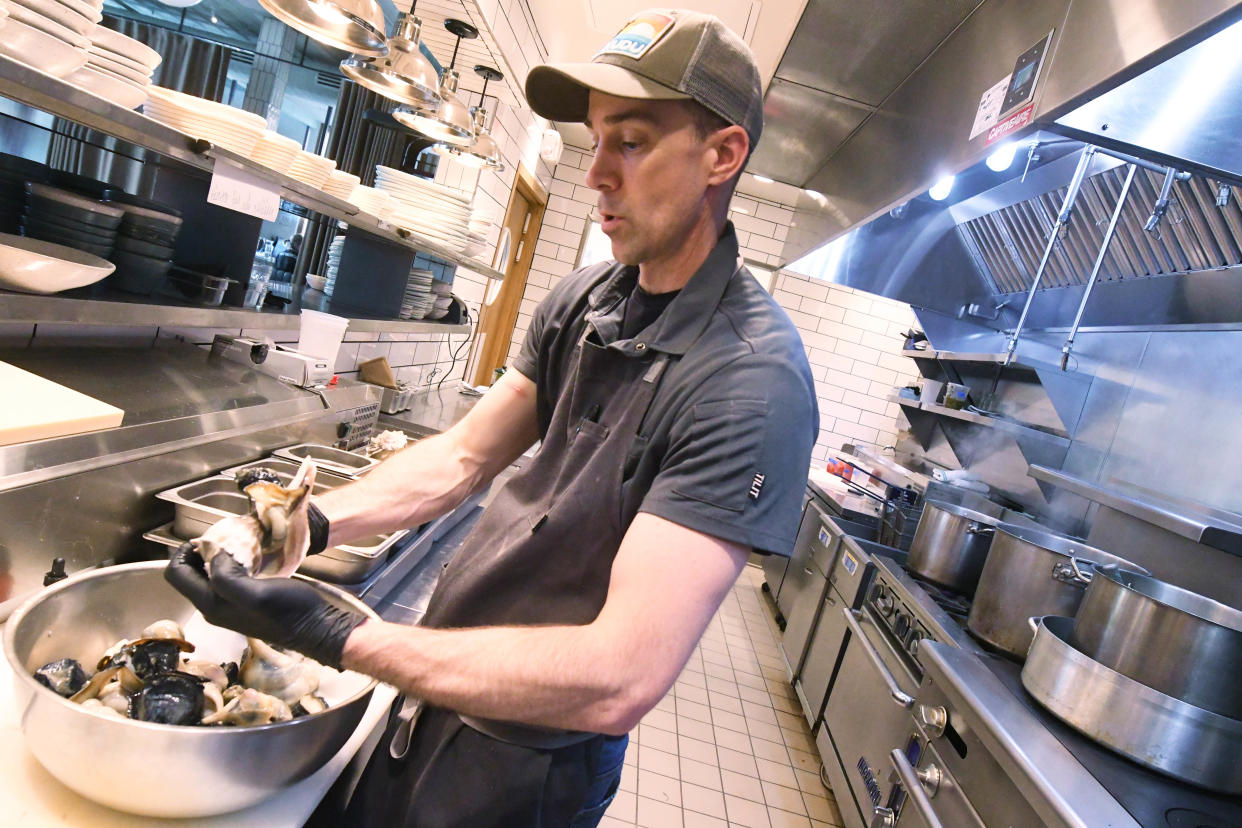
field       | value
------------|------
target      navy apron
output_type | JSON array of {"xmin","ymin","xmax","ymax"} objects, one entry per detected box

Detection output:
[{"xmin": 345, "ymin": 312, "xmax": 674, "ymax": 827}]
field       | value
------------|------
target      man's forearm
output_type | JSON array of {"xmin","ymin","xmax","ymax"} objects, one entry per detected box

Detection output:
[
  {"xmin": 315, "ymin": 432, "xmax": 494, "ymax": 546},
  {"xmin": 340, "ymin": 617, "xmax": 670, "ymax": 736}
]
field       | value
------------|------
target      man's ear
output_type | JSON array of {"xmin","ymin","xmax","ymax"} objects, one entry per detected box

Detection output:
[{"xmin": 706, "ymin": 125, "xmax": 750, "ymax": 187}]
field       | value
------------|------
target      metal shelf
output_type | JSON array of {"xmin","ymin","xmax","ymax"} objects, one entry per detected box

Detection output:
[
  {"xmin": 0, "ymin": 292, "xmax": 469, "ymax": 334},
  {"xmin": 0, "ymin": 53, "xmax": 504, "ymax": 281},
  {"xmin": 901, "ymin": 348, "xmax": 1044, "ymax": 371},
  {"xmin": 1028, "ymin": 465, "xmax": 1242, "ymax": 556}
]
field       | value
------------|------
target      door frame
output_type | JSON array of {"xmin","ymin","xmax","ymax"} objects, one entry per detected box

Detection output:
[{"xmin": 466, "ymin": 163, "xmax": 548, "ymax": 386}]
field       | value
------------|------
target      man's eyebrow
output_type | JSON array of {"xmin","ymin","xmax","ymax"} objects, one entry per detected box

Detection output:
[{"xmin": 583, "ymin": 109, "xmax": 660, "ymax": 130}]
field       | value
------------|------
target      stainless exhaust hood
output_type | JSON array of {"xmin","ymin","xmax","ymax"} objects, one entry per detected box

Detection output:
[{"xmin": 770, "ymin": 0, "xmax": 1242, "ymax": 267}]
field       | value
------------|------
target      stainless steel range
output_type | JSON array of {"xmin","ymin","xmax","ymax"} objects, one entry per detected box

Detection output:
[{"xmin": 817, "ymin": 551, "xmax": 1242, "ymax": 828}]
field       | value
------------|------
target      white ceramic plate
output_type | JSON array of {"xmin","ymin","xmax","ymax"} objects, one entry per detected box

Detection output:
[
  {"xmin": 53, "ymin": 0, "xmax": 103, "ymax": 23},
  {"xmin": 87, "ymin": 45, "xmax": 150, "ymax": 78},
  {"xmin": 0, "ymin": 231, "xmax": 115, "ymax": 293},
  {"xmin": 1, "ymin": 0, "xmax": 89, "ymax": 47},
  {"xmin": 9, "ymin": 0, "xmax": 95, "ymax": 36},
  {"xmin": 375, "ymin": 166, "xmax": 472, "ymax": 205},
  {"xmin": 147, "ymin": 86, "xmax": 266, "ymax": 130},
  {"xmin": 0, "ymin": 17, "xmax": 87, "ymax": 77},
  {"xmin": 64, "ymin": 63, "xmax": 147, "ymax": 109},
  {"xmin": 89, "ymin": 24, "xmax": 160, "ymax": 69},
  {"xmin": 87, "ymin": 51, "xmax": 150, "ymax": 85}
]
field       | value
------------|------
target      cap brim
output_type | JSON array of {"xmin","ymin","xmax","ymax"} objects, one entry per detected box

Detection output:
[{"xmin": 525, "ymin": 62, "xmax": 689, "ymax": 123}]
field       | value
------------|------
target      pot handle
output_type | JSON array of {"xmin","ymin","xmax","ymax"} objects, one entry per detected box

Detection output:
[
  {"xmin": 1051, "ymin": 556, "xmax": 1096, "ymax": 587},
  {"xmin": 966, "ymin": 525, "xmax": 995, "ymax": 536},
  {"xmin": 842, "ymin": 608, "xmax": 914, "ymax": 708},
  {"xmin": 1027, "ymin": 615, "xmax": 1044, "ymax": 635}
]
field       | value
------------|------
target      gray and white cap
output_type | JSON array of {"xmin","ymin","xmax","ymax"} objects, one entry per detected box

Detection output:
[{"xmin": 525, "ymin": 9, "xmax": 763, "ymax": 152}]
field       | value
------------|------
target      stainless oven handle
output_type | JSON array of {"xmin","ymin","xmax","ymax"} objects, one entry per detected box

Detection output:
[
  {"xmin": 841, "ymin": 607, "xmax": 914, "ymax": 708},
  {"xmin": 889, "ymin": 748, "xmax": 946, "ymax": 828}
]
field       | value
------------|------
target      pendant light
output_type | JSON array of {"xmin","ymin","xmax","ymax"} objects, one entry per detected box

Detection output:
[
  {"xmin": 257, "ymin": 0, "xmax": 387, "ymax": 56},
  {"xmin": 340, "ymin": 5, "xmax": 439, "ymax": 107},
  {"xmin": 442, "ymin": 65, "xmax": 505, "ymax": 171},
  {"xmin": 393, "ymin": 19, "xmax": 477, "ymax": 147}
]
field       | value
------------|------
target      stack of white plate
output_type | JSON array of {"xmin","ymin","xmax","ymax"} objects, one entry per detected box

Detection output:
[
  {"xmin": 288, "ymin": 151, "xmax": 336, "ymax": 190},
  {"xmin": 374, "ymin": 166, "xmax": 473, "ymax": 255},
  {"xmin": 322, "ymin": 170, "xmax": 359, "ymax": 202},
  {"xmin": 65, "ymin": 23, "xmax": 160, "ymax": 110},
  {"xmin": 400, "ymin": 267, "xmax": 435, "ymax": 320},
  {"xmin": 425, "ymin": 278, "xmax": 454, "ymax": 320},
  {"xmin": 464, "ymin": 209, "xmax": 491, "ymax": 258},
  {"xmin": 323, "ymin": 236, "xmax": 344, "ymax": 297},
  {"xmin": 249, "ymin": 131, "xmax": 300, "ymax": 174},
  {"xmin": 348, "ymin": 186, "xmax": 393, "ymax": 222},
  {"xmin": 0, "ymin": 0, "xmax": 94, "ymax": 77},
  {"xmin": 142, "ymin": 86, "xmax": 267, "ymax": 156}
]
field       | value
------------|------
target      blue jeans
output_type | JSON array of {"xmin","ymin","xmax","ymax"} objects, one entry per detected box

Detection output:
[{"xmin": 568, "ymin": 734, "xmax": 629, "ymax": 827}]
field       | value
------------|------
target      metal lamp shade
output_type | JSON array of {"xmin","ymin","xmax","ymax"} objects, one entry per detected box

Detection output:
[
  {"xmin": 445, "ymin": 110, "xmax": 503, "ymax": 170},
  {"xmin": 258, "ymin": 0, "xmax": 387, "ymax": 56},
  {"xmin": 393, "ymin": 70, "xmax": 474, "ymax": 146},
  {"xmin": 340, "ymin": 14, "xmax": 438, "ymax": 107}
]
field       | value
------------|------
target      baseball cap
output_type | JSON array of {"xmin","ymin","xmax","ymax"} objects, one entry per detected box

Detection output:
[{"xmin": 525, "ymin": 9, "xmax": 763, "ymax": 151}]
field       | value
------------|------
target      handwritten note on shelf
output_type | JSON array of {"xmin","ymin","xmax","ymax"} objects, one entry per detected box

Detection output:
[{"xmin": 207, "ymin": 160, "xmax": 281, "ymax": 221}]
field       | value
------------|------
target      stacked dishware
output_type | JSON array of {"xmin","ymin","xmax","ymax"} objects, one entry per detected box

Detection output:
[
  {"xmin": 107, "ymin": 200, "xmax": 182, "ymax": 295},
  {"xmin": 65, "ymin": 22, "xmax": 159, "ymax": 110},
  {"xmin": 288, "ymin": 151, "xmax": 336, "ymax": 190},
  {"xmin": 348, "ymin": 186, "xmax": 393, "ymax": 221},
  {"xmin": 22, "ymin": 182, "xmax": 122, "ymax": 259},
  {"xmin": 322, "ymin": 170, "xmax": 360, "ymax": 202},
  {"xmin": 399, "ymin": 267, "xmax": 434, "ymax": 320},
  {"xmin": 0, "ymin": 153, "xmax": 48, "ymax": 235},
  {"xmin": 322, "ymin": 236, "xmax": 344, "ymax": 297},
  {"xmin": 464, "ymin": 210, "xmax": 490, "ymax": 258},
  {"xmin": 249, "ymin": 131, "xmax": 300, "ymax": 174},
  {"xmin": 1022, "ymin": 566, "xmax": 1242, "ymax": 793},
  {"xmin": 374, "ymin": 166, "xmax": 473, "ymax": 254},
  {"xmin": 0, "ymin": 0, "xmax": 92, "ymax": 77},
  {"xmin": 426, "ymin": 277, "xmax": 453, "ymax": 320},
  {"xmin": 143, "ymin": 86, "xmax": 267, "ymax": 156}
]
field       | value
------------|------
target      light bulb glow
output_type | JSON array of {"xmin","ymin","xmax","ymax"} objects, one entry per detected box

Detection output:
[
  {"xmin": 929, "ymin": 175, "xmax": 955, "ymax": 201},
  {"xmin": 986, "ymin": 143, "xmax": 1019, "ymax": 172},
  {"xmin": 307, "ymin": 0, "xmax": 352, "ymax": 25}
]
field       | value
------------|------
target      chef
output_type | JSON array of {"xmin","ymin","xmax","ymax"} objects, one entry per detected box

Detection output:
[{"xmin": 167, "ymin": 8, "xmax": 818, "ymax": 826}]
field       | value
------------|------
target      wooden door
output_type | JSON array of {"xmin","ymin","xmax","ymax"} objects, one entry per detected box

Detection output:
[{"xmin": 466, "ymin": 164, "xmax": 548, "ymax": 386}]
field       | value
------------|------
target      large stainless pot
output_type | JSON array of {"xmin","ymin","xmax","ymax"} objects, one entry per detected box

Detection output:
[
  {"xmin": 967, "ymin": 524, "xmax": 1142, "ymax": 657},
  {"xmin": 1072, "ymin": 566, "xmax": 1242, "ymax": 719},
  {"xmin": 3, "ymin": 561, "xmax": 379, "ymax": 818},
  {"xmin": 906, "ymin": 500, "xmax": 1001, "ymax": 595},
  {"xmin": 1023, "ymin": 616, "xmax": 1242, "ymax": 794}
]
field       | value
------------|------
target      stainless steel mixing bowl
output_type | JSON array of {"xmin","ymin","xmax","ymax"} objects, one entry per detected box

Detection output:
[{"xmin": 3, "ymin": 561, "xmax": 379, "ymax": 818}]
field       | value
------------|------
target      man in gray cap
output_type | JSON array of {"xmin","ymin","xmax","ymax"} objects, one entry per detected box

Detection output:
[{"xmin": 168, "ymin": 9, "xmax": 816, "ymax": 826}]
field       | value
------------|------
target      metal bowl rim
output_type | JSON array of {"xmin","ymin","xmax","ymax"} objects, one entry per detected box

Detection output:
[
  {"xmin": 3, "ymin": 561, "xmax": 379, "ymax": 735},
  {"xmin": 993, "ymin": 523, "xmax": 1145, "ymax": 571},
  {"xmin": 921, "ymin": 499, "xmax": 1003, "ymax": 526},
  {"xmin": 1094, "ymin": 564, "xmax": 1242, "ymax": 634}
]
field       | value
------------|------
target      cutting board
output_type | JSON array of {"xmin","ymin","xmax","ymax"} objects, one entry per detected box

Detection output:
[{"xmin": 0, "ymin": 361, "xmax": 125, "ymax": 446}]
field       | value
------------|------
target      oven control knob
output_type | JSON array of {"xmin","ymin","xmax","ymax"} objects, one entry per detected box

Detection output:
[
  {"xmin": 870, "ymin": 807, "xmax": 896, "ymax": 828},
  {"xmin": 916, "ymin": 762, "xmax": 943, "ymax": 796},
  {"xmin": 907, "ymin": 630, "xmax": 923, "ymax": 655},
  {"xmin": 893, "ymin": 612, "xmax": 910, "ymax": 638},
  {"xmin": 917, "ymin": 704, "xmax": 949, "ymax": 739}
]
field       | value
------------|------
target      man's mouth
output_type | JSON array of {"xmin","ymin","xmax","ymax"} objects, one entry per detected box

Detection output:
[{"xmin": 597, "ymin": 209, "xmax": 622, "ymax": 231}]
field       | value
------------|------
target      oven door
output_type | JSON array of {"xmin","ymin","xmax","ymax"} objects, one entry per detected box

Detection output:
[{"xmin": 821, "ymin": 606, "xmax": 921, "ymax": 827}]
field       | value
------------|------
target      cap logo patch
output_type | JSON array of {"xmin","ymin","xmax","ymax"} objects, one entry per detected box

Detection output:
[{"xmin": 595, "ymin": 12, "xmax": 675, "ymax": 60}]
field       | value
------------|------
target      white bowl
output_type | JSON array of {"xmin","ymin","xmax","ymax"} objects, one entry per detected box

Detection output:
[
  {"xmin": 0, "ymin": 16, "xmax": 88, "ymax": 76},
  {"xmin": 89, "ymin": 24, "xmax": 160, "ymax": 69},
  {"xmin": 0, "ymin": 232, "xmax": 115, "ymax": 293},
  {"xmin": 306, "ymin": 272, "xmax": 327, "ymax": 291},
  {"xmin": 64, "ymin": 63, "xmax": 147, "ymax": 109},
  {"xmin": 8, "ymin": 0, "xmax": 95, "ymax": 36}
]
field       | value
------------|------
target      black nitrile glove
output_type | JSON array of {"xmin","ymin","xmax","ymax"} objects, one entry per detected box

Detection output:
[
  {"xmin": 307, "ymin": 501, "xmax": 330, "ymax": 556},
  {"xmin": 165, "ymin": 542, "xmax": 366, "ymax": 669}
]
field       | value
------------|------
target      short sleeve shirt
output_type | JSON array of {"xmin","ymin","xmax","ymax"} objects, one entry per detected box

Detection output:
[{"xmin": 512, "ymin": 225, "xmax": 818, "ymax": 556}]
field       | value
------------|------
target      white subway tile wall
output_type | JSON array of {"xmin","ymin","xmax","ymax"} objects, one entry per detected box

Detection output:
[{"xmin": 505, "ymin": 144, "xmax": 921, "ymax": 461}]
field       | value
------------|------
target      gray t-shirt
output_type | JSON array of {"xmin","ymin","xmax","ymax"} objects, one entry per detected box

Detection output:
[{"xmin": 512, "ymin": 225, "xmax": 818, "ymax": 556}]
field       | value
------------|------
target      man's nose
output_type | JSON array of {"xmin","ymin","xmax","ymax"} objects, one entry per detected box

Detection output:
[{"xmin": 585, "ymin": 150, "xmax": 616, "ymax": 191}]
